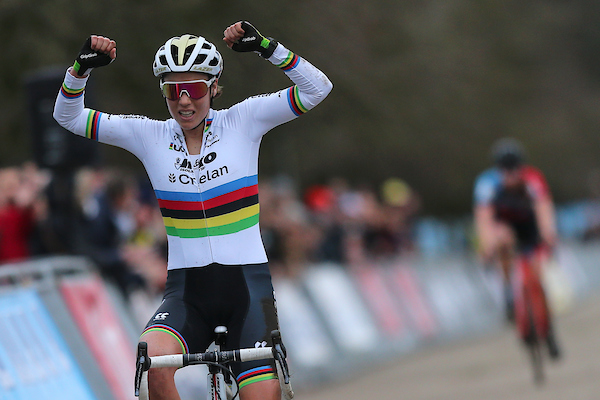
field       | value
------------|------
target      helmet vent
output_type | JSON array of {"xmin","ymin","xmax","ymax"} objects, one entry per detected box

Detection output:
[
  {"xmin": 202, "ymin": 43, "xmax": 212, "ymax": 50},
  {"xmin": 195, "ymin": 54, "xmax": 208, "ymax": 65},
  {"xmin": 182, "ymin": 45, "xmax": 196, "ymax": 64},
  {"xmin": 159, "ymin": 55, "xmax": 168, "ymax": 66},
  {"xmin": 209, "ymin": 57, "xmax": 219, "ymax": 67}
]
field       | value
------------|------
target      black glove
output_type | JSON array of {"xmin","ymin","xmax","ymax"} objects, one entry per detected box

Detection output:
[
  {"xmin": 231, "ymin": 21, "xmax": 278, "ymax": 59},
  {"xmin": 73, "ymin": 36, "xmax": 114, "ymax": 77}
]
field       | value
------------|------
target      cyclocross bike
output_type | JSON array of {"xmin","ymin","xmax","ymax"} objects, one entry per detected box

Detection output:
[
  {"xmin": 512, "ymin": 248, "xmax": 555, "ymax": 384},
  {"xmin": 134, "ymin": 327, "xmax": 294, "ymax": 400}
]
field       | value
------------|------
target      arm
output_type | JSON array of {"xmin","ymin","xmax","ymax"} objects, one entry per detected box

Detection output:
[
  {"xmin": 473, "ymin": 173, "xmax": 499, "ymax": 261},
  {"xmin": 474, "ymin": 204, "xmax": 497, "ymax": 261},
  {"xmin": 223, "ymin": 22, "xmax": 333, "ymax": 138},
  {"xmin": 525, "ymin": 167, "xmax": 558, "ymax": 250},
  {"xmin": 534, "ymin": 194, "xmax": 557, "ymax": 250},
  {"xmin": 53, "ymin": 35, "xmax": 149, "ymax": 157}
]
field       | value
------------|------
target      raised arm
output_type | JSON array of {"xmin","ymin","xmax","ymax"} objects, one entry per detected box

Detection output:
[
  {"xmin": 53, "ymin": 35, "xmax": 148, "ymax": 157},
  {"xmin": 54, "ymin": 35, "xmax": 117, "ymax": 134},
  {"xmin": 222, "ymin": 21, "xmax": 333, "ymax": 137}
]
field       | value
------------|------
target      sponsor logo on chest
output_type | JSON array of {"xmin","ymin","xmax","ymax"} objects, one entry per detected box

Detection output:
[{"xmin": 170, "ymin": 151, "xmax": 230, "ymax": 186}]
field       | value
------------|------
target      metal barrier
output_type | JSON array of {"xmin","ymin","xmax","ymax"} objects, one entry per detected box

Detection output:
[
  {"xmin": 0, "ymin": 239, "xmax": 599, "ymax": 398},
  {"xmin": 0, "ymin": 256, "xmax": 137, "ymax": 400},
  {"xmin": 0, "ymin": 255, "xmax": 93, "ymax": 291}
]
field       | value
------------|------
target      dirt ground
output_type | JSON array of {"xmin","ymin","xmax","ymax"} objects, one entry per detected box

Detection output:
[{"xmin": 296, "ymin": 293, "xmax": 600, "ymax": 400}]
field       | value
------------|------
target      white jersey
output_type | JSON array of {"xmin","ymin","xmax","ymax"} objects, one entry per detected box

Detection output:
[{"xmin": 54, "ymin": 44, "xmax": 333, "ymax": 270}]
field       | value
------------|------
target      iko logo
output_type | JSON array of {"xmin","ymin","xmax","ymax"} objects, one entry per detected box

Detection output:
[
  {"xmin": 169, "ymin": 173, "xmax": 176, "ymax": 183},
  {"xmin": 175, "ymin": 157, "xmax": 194, "ymax": 172},
  {"xmin": 254, "ymin": 341, "xmax": 268, "ymax": 348},
  {"xmin": 196, "ymin": 151, "xmax": 217, "ymax": 170},
  {"xmin": 153, "ymin": 312, "xmax": 169, "ymax": 321}
]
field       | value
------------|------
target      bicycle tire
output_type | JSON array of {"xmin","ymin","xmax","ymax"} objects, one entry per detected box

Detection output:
[{"xmin": 525, "ymin": 298, "xmax": 545, "ymax": 385}]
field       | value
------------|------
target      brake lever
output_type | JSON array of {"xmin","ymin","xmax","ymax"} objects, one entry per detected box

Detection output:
[
  {"xmin": 134, "ymin": 342, "xmax": 151, "ymax": 396},
  {"xmin": 271, "ymin": 330, "xmax": 290, "ymax": 384}
]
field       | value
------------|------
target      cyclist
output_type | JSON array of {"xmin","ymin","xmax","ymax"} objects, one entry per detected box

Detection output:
[
  {"xmin": 473, "ymin": 138, "xmax": 560, "ymax": 358},
  {"xmin": 54, "ymin": 21, "xmax": 333, "ymax": 400}
]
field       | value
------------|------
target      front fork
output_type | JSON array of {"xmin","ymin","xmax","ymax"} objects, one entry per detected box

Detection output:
[{"xmin": 208, "ymin": 367, "xmax": 228, "ymax": 400}]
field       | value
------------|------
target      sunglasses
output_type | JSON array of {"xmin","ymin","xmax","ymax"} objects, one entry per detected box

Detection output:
[{"xmin": 160, "ymin": 77, "xmax": 216, "ymax": 100}]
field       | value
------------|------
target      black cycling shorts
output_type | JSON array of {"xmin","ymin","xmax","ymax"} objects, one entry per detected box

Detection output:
[{"xmin": 141, "ymin": 262, "xmax": 279, "ymax": 389}]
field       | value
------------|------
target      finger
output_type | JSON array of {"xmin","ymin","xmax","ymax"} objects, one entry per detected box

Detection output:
[
  {"xmin": 98, "ymin": 38, "xmax": 111, "ymax": 53},
  {"xmin": 224, "ymin": 22, "xmax": 244, "ymax": 41},
  {"xmin": 91, "ymin": 36, "xmax": 106, "ymax": 51},
  {"xmin": 106, "ymin": 40, "xmax": 117, "ymax": 54},
  {"xmin": 233, "ymin": 21, "xmax": 245, "ymax": 35},
  {"xmin": 223, "ymin": 28, "xmax": 238, "ymax": 47},
  {"xmin": 90, "ymin": 35, "xmax": 98, "ymax": 49},
  {"xmin": 224, "ymin": 26, "xmax": 238, "ymax": 41}
]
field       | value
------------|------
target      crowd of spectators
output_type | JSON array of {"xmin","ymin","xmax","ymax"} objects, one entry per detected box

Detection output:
[
  {"xmin": 0, "ymin": 162, "xmax": 421, "ymax": 301},
  {"xmin": 260, "ymin": 175, "xmax": 421, "ymax": 277}
]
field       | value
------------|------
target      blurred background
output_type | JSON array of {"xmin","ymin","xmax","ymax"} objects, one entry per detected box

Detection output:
[{"xmin": 1, "ymin": 1, "xmax": 600, "ymax": 399}]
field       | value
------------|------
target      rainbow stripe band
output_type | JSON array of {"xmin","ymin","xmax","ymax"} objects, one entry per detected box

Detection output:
[
  {"xmin": 60, "ymin": 83, "xmax": 84, "ymax": 99},
  {"xmin": 277, "ymin": 51, "xmax": 300, "ymax": 71},
  {"xmin": 237, "ymin": 366, "xmax": 277, "ymax": 389},
  {"xmin": 287, "ymin": 86, "xmax": 308, "ymax": 116},
  {"xmin": 204, "ymin": 118, "xmax": 213, "ymax": 132},
  {"xmin": 141, "ymin": 324, "xmax": 189, "ymax": 354},
  {"xmin": 156, "ymin": 175, "xmax": 260, "ymax": 239},
  {"xmin": 85, "ymin": 110, "xmax": 102, "ymax": 140}
]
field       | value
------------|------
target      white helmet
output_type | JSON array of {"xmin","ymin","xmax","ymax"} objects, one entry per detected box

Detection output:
[{"xmin": 153, "ymin": 34, "xmax": 223, "ymax": 78}]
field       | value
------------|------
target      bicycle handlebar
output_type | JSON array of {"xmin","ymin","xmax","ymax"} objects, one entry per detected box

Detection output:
[
  {"xmin": 135, "ymin": 330, "xmax": 294, "ymax": 399},
  {"xmin": 149, "ymin": 347, "xmax": 275, "ymax": 368}
]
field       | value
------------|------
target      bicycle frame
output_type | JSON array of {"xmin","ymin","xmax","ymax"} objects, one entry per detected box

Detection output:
[
  {"xmin": 135, "ymin": 329, "xmax": 294, "ymax": 400},
  {"xmin": 512, "ymin": 249, "xmax": 551, "ymax": 383},
  {"xmin": 513, "ymin": 251, "xmax": 550, "ymax": 343}
]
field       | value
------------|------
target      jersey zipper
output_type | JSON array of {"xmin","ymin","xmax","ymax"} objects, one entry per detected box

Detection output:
[
  {"xmin": 195, "ymin": 117, "xmax": 215, "ymax": 261},
  {"xmin": 177, "ymin": 117, "xmax": 215, "ymax": 263}
]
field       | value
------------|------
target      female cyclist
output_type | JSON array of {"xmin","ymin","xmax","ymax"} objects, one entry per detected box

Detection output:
[{"xmin": 54, "ymin": 21, "xmax": 333, "ymax": 400}]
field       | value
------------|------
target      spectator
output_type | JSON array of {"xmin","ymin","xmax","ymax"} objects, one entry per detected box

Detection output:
[
  {"xmin": 261, "ymin": 176, "xmax": 321, "ymax": 278},
  {"xmin": 379, "ymin": 177, "xmax": 421, "ymax": 255},
  {"xmin": 72, "ymin": 167, "xmax": 145, "ymax": 299},
  {"xmin": 304, "ymin": 182, "xmax": 343, "ymax": 263},
  {"xmin": 0, "ymin": 164, "xmax": 49, "ymax": 263},
  {"xmin": 122, "ymin": 180, "xmax": 168, "ymax": 295}
]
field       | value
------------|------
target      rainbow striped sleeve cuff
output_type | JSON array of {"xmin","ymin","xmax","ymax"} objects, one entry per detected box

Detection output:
[
  {"xmin": 276, "ymin": 51, "xmax": 300, "ymax": 71},
  {"xmin": 85, "ymin": 110, "xmax": 102, "ymax": 141},
  {"xmin": 60, "ymin": 82, "xmax": 84, "ymax": 99},
  {"xmin": 286, "ymin": 86, "xmax": 308, "ymax": 116},
  {"xmin": 237, "ymin": 366, "xmax": 277, "ymax": 389}
]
